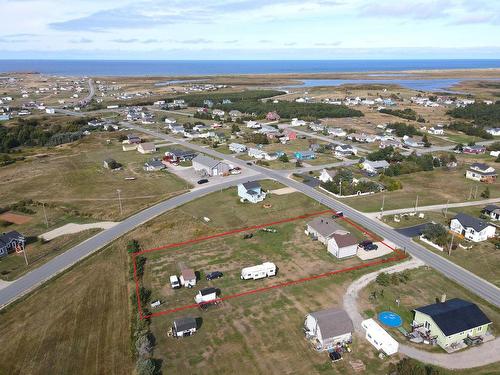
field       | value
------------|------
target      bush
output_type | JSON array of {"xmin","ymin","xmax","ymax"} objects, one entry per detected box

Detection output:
[
  {"xmin": 376, "ymin": 272, "xmax": 391, "ymax": 286},
  {"xmin": 380, "ymin": 108, "xmax": 418, "ymax": 121},
  {"xmin": 279, "ymin": 153, "xmax": 289, "ymax": 163},
  {"xmin": 127, "ymin": 240, "xmax": 140, "ymax": 254},
  {"xmin": 136, "ymin": 358, "xmax": 157, "ymax": 375},
  {"xmin": 135, "ymin": 333, "xmax": 154, "ymax": 357}
]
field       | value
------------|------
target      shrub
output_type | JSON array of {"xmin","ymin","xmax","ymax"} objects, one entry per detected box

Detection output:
[
  {"xmin": 136, "ymin": 358, "xmax": 157, "ymax": 375},
  {"xmin": 376, "ymin": 272, "xmax": 390, "ymax": 286}
]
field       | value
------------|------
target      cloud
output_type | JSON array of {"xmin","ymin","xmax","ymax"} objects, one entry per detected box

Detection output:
[
  {"xmin": 450, "ymin": 14, "xmax": 499, "ymax": 25},
  {"xmin": 314, "ymin": 41, "xmax": 342, "ymax": 46},
  {"xmin": 284, "ymin": 42, "xmax": 297, "ymax": 46},
  {"xmin": 224, "ymin": 39, "xmax": 239, "ymax": 44},
  {"xmin": 358, "ymin": 0, "xmax": 450, "ymax": 20},
  {"xmin": 112, "ymin": 38, "xmax": 139, "ymax": 43},
  {"xmin": 70, "ymin": 37, "xmax": 93, "ymax": 43},
  {"xmin": 179, "ymin": 38, "xmax": 213, "ymax": 44}
]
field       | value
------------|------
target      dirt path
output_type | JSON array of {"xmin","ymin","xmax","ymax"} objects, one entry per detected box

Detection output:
[
  {"xmin": 40, "ymin": 222, "xmax": 118, "ymax": 241},
  {"xmin": 342, "ymin": 257, "xmax": 500, "ymax": 369}
]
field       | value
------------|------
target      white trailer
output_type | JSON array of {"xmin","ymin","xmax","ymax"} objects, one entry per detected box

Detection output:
[
  {"xmin": 240, "ymin": 262, "xmax": 276, "ymax": 280},
  {"xmin": 361, "ymin": 319, "xmax": 399, "ymax": 355},
  {"xmin": 194, "ymin": 287, "xmax": 219, "ymax": 304}
]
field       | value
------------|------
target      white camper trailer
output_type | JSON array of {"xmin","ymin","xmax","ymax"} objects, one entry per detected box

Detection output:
[
  {"xmin": 240, "ymin": 262, "xmax": 276, "ymax": 280},
  {"xmin": 361, "ymin": 319, "xmax": 399, "ymax": 355},
  {"xmin": 194, "ymin": 287, "xmax": 219, "ymax": 304}
]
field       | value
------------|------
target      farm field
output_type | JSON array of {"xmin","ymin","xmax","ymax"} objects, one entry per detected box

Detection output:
[
  {"xmin": 0, "ymin": 240, "xmax": 132, "ymax": 375},
  {"xmin": 359, "ymin": 267, "xmax": 500, "ymax": 350},
  {"xmin": 342, "ymin": 166, "xmax": 500, "ymax": 212}
]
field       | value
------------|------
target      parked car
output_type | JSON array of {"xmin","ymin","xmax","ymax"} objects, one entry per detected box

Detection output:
[
  {"xmin": 197, "ymin": 179, "xmax": 209, "ymax": 184},
  {"xmin": 206, "ymin": 271, "xmax": 224, "ymax": 280},
  {"xmin": 365, "ymin": 243, "xmax": 378, "ymax": 251},
  {"xmin": 170, "ymin": 275, "xmax": 180, "ymax": 289},
  {"xmin": 358, "ymin": 240, "xmax": 373, "ymax": 249},
  {"xmin": 246, "ymin": 162, "xmax": 253, "ymax": 166},
  {"xmin": 332, "ymin": 211, "xmax": 344, "ymax": 218}
]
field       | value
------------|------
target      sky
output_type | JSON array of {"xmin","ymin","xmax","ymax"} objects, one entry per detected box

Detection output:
[{"xmin": 0, "ymin": 0, "xmax": 499, "ymax": 59}]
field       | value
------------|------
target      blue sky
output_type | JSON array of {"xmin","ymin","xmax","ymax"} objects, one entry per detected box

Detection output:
[{"xmin": 1, "ymin": 0, "xmax": 499, "ymax": 59}]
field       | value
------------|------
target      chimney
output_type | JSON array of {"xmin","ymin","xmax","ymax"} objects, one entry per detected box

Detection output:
[{"xmin": 440, "ymin": 294, "xmax": 446, "ymax": 303}]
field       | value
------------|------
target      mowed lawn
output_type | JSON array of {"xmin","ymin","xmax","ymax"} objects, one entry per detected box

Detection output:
[
  {"xmin": 0, "ymin": 133, "xmax": 189, "ymax": 221},
  {"xmin": 342, "ymin": 166, "xmax": 500, "ymax": 212},
  {"xmin": 0, "ymin": 242, "xmax": 132, "ymax": 375}
]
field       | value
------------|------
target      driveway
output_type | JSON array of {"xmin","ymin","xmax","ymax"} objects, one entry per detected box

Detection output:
[
  {"xmin": 395, "ymin": 223, "xmax": 431, "ymax": 238},
  {"xmin": 342, "ymin": 258, "xmax": 500, "ymax": 369}
]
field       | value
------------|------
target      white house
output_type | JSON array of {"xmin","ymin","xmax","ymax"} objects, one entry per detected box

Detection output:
[
  {"xmin": 143, "ymin": 159, "xmax": 165, "ymax": 171},
  {"xmin": 194, "ymin": 287, "xmax": 218, "ymax": 304},
  {"xmin": 327, "ymin": 233, "xmax": 359, "ymax": 259},
  {"xmin": 137, "ymin": 142, "xmax": 157, "ymax": 154},
  {"xmin": 237, "ymin": 181, "xmax": 267, "ymax": 203},
  {"xmin": 403, "ymin": 135, "xmax": 424, "ymax": 148},
  {"xmin": 290, "ymin": 118, "xmax": 307, "ymax": 127},
  {"xmin": 192, "ymin": 154, "xmax": 230, "ymax": 176},
  {"xmin": 229, "ymin": 143, "xmax": 247, "ymax": 153},
  {"xmin": 486, "ymin": 128, "xmax": 500, "ymax": 136},
  {"xmin": 248, "ymin": 147, "xmax": 267, "ymax": 159},
  {"xmin": 212, "ymin": 109, "xmax": 225, "ymax": 117},
  {"xmin": 465, "ymin": 163, "xmax": 497, "ymax": 183},
  {"xmin": 246, "ymin": 120, "xmax": 262, "ymax": 129},
  {"xmin": 327, "ymin": 128, "xmax": 347, "ymax": 137},
  {"xmin": 450, "ymin": 213, "xmax": 496, "ymax": 242},
  {"xmin": 334, "ymin": 144, "xmax": 358, "ymax": 157},
  {"xmin": 319, "ymin": 168, "xmax": 337, "ymax": 183},
  {"xmin": 164, "ymin": 117, "xmax": 177, "ymax": 125},
  {"xmin": 361, "ymin": 160, "xmax": 390, "ymax": 174},
  {"xmin": 482, "ymin": 205, "xmax": 500, "ymax": 221},
  {"xmin": 180, "ymin": 268, "xmax": 197, "ymax": 288},
  {"xmin": 304, "ymin": 308, "xmax": 353, "ymax": 351},
  {"xmin": 361, "ymin": 319, "xmax": 399, "ymax": 355}
]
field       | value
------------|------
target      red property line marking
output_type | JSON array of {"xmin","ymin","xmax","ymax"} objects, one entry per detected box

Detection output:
[{"xmin": 133, "ymin": 209, "xmax": 408, "ymax": 319}]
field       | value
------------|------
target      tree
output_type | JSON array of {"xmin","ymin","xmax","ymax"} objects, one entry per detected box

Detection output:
[
  {"xmin": 279, "ymin": 153, "xmax": 289, "ymax": 163},
  {"xmin": 127, "ymin": 240, "xmax": 140, "ymax": 254},
  {"xmin": 422, "ymin": 223, "xmax": 450, "ymax": 246},
  {"xmin": 376, "ymin": 272, "xmax": 390, "ymax": 286},
  {"xmin": 135, "ymin": 333, "xmax": 154, "ymax": 356},
  {"xmin": 295, "ymin": 160, "xmax": 303, "ymax": 167},
  {"xmin": 422, "ymin": 134, "xmax": 431, "ymax": 148},
  {"xmin": 231, "ymin": 123, "xmax": 240, "ymax": 133},
  {"xmin": 481, "ymin": 187, "xmax": 490, "ymax": 199},
  {"xmin": 136, "ymin": 358, "xmax": 156, "ymax": 375}
]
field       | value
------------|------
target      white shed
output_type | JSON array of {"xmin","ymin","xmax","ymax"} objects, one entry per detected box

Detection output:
[
  {"xmin": 361, "ymin": 318, "xmax": 399, "ymax": 355},
  {"xmin": 179, "ymin": 268, "xmax": 196, "ymax": 288}
]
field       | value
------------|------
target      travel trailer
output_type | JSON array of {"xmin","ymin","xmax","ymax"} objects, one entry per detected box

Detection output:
[{"xmin": 240, "ymin": 262, "xmax": 276, "ymax": 280}]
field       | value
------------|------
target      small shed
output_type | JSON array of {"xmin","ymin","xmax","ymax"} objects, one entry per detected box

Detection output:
[
  {"xmin": 172, "ymin": 317, "xmax": 198, "ymax": 337},
  {"xmin": 180, "ymin": 268, "xmax": 197, "ymax": 288}
]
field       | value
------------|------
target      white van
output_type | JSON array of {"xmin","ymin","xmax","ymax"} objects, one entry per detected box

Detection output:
[
  {"xmin": 170, "ymin": 275, "xmax": 180, "ymax": 289},
  {"xmin": 240, "ymin": 262, "xmax": 276, "ymax": 280}
]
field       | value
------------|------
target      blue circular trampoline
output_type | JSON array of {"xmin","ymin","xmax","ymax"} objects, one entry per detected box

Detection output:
[{"xmin": 378, "ymin": 311, "xmax": 402, "ymax": 327}]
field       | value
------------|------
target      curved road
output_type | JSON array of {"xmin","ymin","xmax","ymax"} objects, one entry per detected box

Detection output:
[
  {"xmin": 343, "ymin": 259, "xmax": 500, "ymax": 369},
  {"xmin": 0, "ymin": 175, "xmax": 259, "ymax": 308},
  {"xmin": 126, "ymin": 122, "xmax": 500, "ymax": 308}
]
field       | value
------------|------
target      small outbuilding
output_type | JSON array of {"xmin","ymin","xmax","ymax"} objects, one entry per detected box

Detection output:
[
  {"xmin": 180, "ymin": 268, "xmax": 197, "ymax": 288},
  {"xmin": 172, "ymin": 317, "xmax": 198, "ymax": 337},
  {"xmin": 304, "ymin": 308, "xmax": 353, "ymax": 351}
]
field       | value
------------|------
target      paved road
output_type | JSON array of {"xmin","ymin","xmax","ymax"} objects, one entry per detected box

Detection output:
[
  {"xmin": 376, "ymin": 198, "xmax": 500, "ymax": 217},
  {"xmin": 343, "ymin": 259, "xmax": 500, "ymax": 369},
  {"xmin": 126, "ymin": 123, "xmax": 500, "ymax": 308},
  {"xmin": 0, "ymin": 175, "xmax": 258, "ymax": 308}
]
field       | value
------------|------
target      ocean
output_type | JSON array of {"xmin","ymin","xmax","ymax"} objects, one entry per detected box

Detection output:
[{"xmin": 0, "ymin": 59, "xmax": 499, "ymax": 77}]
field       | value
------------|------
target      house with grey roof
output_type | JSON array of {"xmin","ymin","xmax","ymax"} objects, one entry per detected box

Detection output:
[
  {"xmin": 304, "ymin": 308, "xmax": 353, "ymax": 351},
  {"xmin": 465, "ymin": 163, "xmax": 497, "ymax": 183},
  {"xmin": 327, "ymin": 233, "xmax": 359, "ymax": 259},
  {"xmin": 237, "ymin": 181, "xmax": 266, "ymax": 203},
  {"xmin": 450, "ymin": 213, "xmax": 496, "ymax": 242},
  {"xmin": 143, "ymin": 159, "xmax": 166, "ymax": 172},
  {"xmin": 482, "ymin": 205, "xmax": 500, "ymax": 221},
  {"xmin": 361, "ymin": 160, "xmax": 390, "ymax": 174},
  {"xmin": 192, "ymin": 154, "xmax": 230, "ymax": 177},
  {"xmin": 0, "ymin": 231, "xmax": 25, "ymax": 257}
]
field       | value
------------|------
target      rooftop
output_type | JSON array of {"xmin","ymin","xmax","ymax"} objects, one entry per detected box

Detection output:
[
  {"xmin": 453, "ymin": 213, "xmax": 492, "ymax": 232},
  {"xmin": 309, "ymin": 308, "xmax": 353, "ymax": 339}
]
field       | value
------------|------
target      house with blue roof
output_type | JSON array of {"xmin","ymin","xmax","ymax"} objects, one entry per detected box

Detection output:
[
  {"xmin": 413, "ymin": 298, "xmax": 492, "ymax": 350},
  {"xmin": 0, "ymin": 231, "xmax": 25, "ymax": 257},
  {"xmin": 294, "ymin": 151, "xmax": 316, "ymax": 160},
  {"xmin": 237, "ymin": 181, "xmax": 267, "ymax": 203}
]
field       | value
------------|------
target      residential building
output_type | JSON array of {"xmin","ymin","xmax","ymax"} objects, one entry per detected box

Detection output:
[
  {"xmin": 0, "ymin": 231, "xmax": 26, "ymax": 257},
  {"xmin": 237, "ymin": 181, "xmax": 267, "ymax": 203},
  {"xmin": 229, "ymin": 143, "xmax": 247, "ymax": 153},
  {"xmin": 294, "ymin": 151, "xmax": 316, "ymax": 160},
  {"xmin": 465, "ymin": 163, "xmax": 497, "ymax": 183},
  {"xmin": 248, "ymin": 147, "xmax": 267, "ymax": 159},
  {"xmin": 290, "ymin": 118, "xmax": 307, "ymax": 127},
  {"xmin": 486, "ymin": 128, "xmax": 500, "ymax": 136},
  {"xmin": 463, "ymin": 145, "xmax": 486, "ymax": 154},
  {"xmin": 229, "ymin": 110, "xmax": 242, "ymax": 119},
  {"xmin": 172, "ymin": 317, "xmax": 198, "ymax": 337},
  {"xmin": 143, "ymin": 159, "xmax": 166, "ymax": 171},
  {"xmin": 403, "ymin": 135, "xmax": 424, "ymax": 148},
  {"xmin": 319, "ymin": 168, "xmax": 337, "ymax": 183},
  {"xmin": 137, "ymin": 142, "xmax": 157, "ymax": 154},
  {"xmin": 428, "ymin": 127, "xmax": 444, "ymax": 135},
  {"xmin": 327, "ymin": 128, "xmax": 347, "ymax": 137},
  {"xmin": 164, "ymin": 149, "xmax": 197, "ymax": 163},
  {"xmin": 246, "ymin": 120, "xmax": 262, "ymax": 129},
  {"xmin": 327, "ymin": 233, "xmax": 359, "ymax": 258},
  {"xmin": 334, "ymin": 144, "xmax": 357, "ymax": 157},
  {"xmin": 122, "ymin": 143, "xmax": 138, "ymax": 151},
  {"xmin": 305, "ymin": 217, "xmax": 346, "ymax": 245},
  {"xmin": 164, "ymin": 118, "xmax": 177, "ymax": 125},
  {"xmin": 450, "ymin": 213, "xmax": 496, "ymax": 242},
  {"xmin": 304, "ymin": 308, "xmax": 353, "ymax": 351},
  {"xmin": 126, "ymin": 134, "xmax": 142, "ymax": 144},
  {"xmin": 103, "ymin": 158, "xmax": 119, "ymax": 169},
  {"xmin": 192, "ymin": 154, "xmax": 230, "ymax": 176},
  {"xmin": 266, "ymin": 111, "xmax": 280, "ymax": 121},
  {"xmin": 212, "ymin": 109, "xmax": 225, "ymax": 117},
  {"xmin": 413, "ymin": 298, "xmax": 492, "ymax": 350},
  {"xmin": 361, "ymin": 160, "xmax": 390, "ymax": 174},
  {"xmin": 482, "ymin": 205, "xmax": 500, "ymax": 221},
  {"xmin": 309, "ymin": 122, "xmax": 325, "ymax": 132}
]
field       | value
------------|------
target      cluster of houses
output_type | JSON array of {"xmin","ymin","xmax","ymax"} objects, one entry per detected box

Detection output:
[
  {"xmin": 125, "ymin": 107, "xmax": 154, "ymax": 124},
  {"xmin": 121, "ymin": 134, "xmax": 157, "ymax": 154}
]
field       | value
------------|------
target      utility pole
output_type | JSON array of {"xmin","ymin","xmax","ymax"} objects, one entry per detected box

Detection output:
[
  {"xmin": 448, "ymin": 230, "xmax": 455, "ymax": 256},
  {"xmin": 21, "ymin": 242, "xmax": 28, "ymax": 266},
  {"xmin": 117, "ymin": 189, "xmax": 123, "ymax": 216},
  {"xmin": 415, "ymin": 195, "xmax": 419, "ymax": 213},
  {"xmin": 42, "ymin": 202, "xmax": 49, "ymax": 228},
  {"xmin": 474, "ymin": 185, "xmax": 479, "ymax": 199},
  {"xmin": 380, "ymin": 194, "xmax": 385, "ymax": 218},
  {"xmin": 444, "ymin": 199, "xmax": 449, "ymax": 218},
  {"xmin": 339, "ymin": 179, "xmax": 342, "ymax": 197}
]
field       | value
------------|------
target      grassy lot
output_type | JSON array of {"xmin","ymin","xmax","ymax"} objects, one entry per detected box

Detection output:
[
  {"xmin": 383, "ymin": 206, "xmax": 500, "ymax": 287},
  {"xmin": 0, "ymin": 240, "xmax": 132, "ymax": 375},
  {"xmin": 359, "ymin": 267, "xmax": 500, "ymax": 350},
  {"xmin": 0, "ymin": 132, "xmax": 190, "ymax": 221},
  {"xmin": 342, "ymin": 166, "xmax": 500, "ymax": 212}
]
